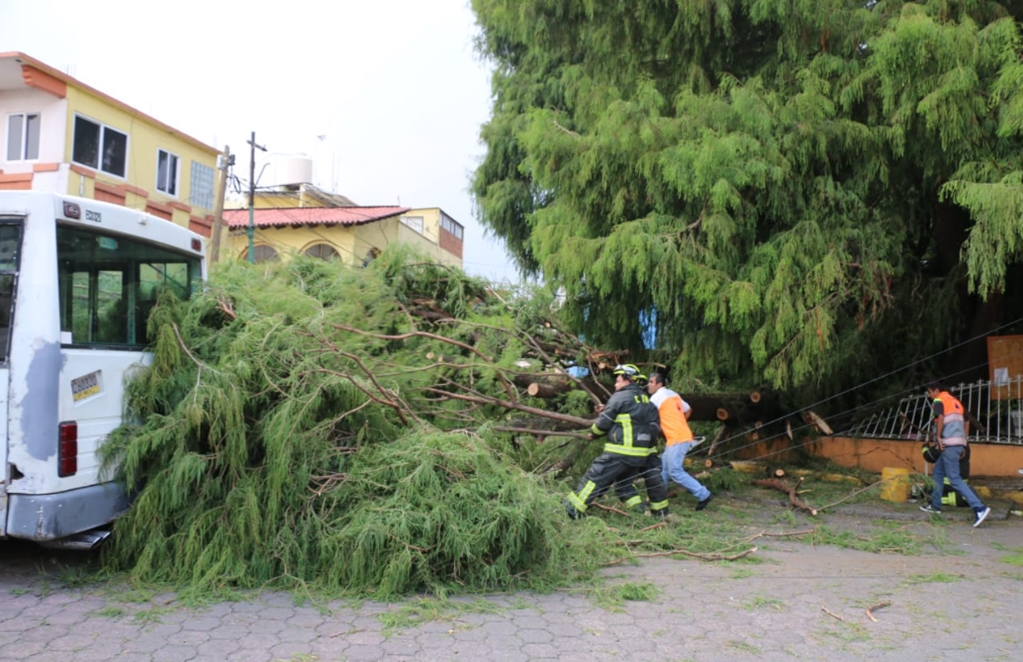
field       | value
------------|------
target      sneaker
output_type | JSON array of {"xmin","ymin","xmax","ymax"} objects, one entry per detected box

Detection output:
[
  {"xmin": 919, "ymin": 504, "xmax": 941, "ymax": 515},
  {"xmin": 695, "ymin": 493, "xmax": 714, "ymax": 511},
  {"xmin": 973, "ymin": 506, "xmax": 991, "ymax": 528}
]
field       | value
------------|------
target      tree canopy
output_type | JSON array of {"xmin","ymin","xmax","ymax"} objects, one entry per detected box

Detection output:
[{"xmin": 470, "ymin": 0, "xmax": 1023, "ymax": 401}]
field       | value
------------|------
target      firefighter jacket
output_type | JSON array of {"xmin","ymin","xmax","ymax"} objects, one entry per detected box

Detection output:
[
  {"xmin": 590, "ymin": 383, "xmax": 661, "ymax": 463},
  {"xmin": 932, "ymin": 391, "xmax": 967, "ymax": 447}
]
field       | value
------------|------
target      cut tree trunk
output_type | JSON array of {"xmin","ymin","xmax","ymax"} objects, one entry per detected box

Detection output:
[{"xmin": 527, "ymin": 382, "xmax": 568, "ymax": 398}]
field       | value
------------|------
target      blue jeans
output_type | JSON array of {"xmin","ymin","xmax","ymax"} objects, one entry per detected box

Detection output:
[
  {"xmin": 931, "ymin": 445, "xmax": 983, "ymax": 511},
  {"xmin": 661, "ymin": 442, "xmax": 710, "ymax": 501}
]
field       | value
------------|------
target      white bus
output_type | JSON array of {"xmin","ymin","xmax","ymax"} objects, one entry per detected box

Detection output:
[{"xmin": 0, "ymin": 192, "xmax": 206, "ymax": 547}]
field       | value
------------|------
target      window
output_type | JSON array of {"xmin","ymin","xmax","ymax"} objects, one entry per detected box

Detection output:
[
  {"xmin": 440, "ymin": 213, "xmax": 464, "ymax": 240},
  {"xmin": 190, "ymin": 161, "xmax": 215, "ymax": 209},
  {"xmin": 72, "ymin": 115, "xmax": 127, "ymax": 177},
  {"xmin": 57, "ymin": 225, "xmax": 201, "ymax": 347},
  {"xmin": 6, "ymin": 113, "xmax": 40, "ymax": 161},
  {"xmin": 0, "ymin": 222, "xmax": 22, "ymax": 362},
  {"xmin": 156, "ymin": 149, "xmax": 179, "ymax": 196},
  {"xmin": 243, "ymin": 245, "xmax": 279, "ymax": 263},
  {"xmin": 304, "ymin": 243, "xmax": 339, "ymax": 260},
  {"xmin": 400, "ymin": 215, "xmax": 424, "ymax": 234}
]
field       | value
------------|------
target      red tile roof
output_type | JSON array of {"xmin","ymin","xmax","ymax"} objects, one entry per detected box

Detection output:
[{"xmin": 223, "ymin": 206, "xmax": 409, "ymax": 228}]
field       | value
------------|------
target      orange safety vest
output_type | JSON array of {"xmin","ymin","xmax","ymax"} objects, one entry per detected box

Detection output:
[
  {"xmin": 650, "ymin": 387, "xmax": 694, "ymax": 446},
  {"xmin": 934, "ymin": 391, "xmax": 967, "ymax": 446}
]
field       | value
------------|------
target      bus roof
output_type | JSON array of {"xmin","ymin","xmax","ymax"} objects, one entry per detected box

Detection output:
[{"xmin": 0, "ymin": 191, "xmax": 205, "ymax": 258}]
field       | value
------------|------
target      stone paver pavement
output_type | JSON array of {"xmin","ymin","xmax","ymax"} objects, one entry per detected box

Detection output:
[{"xmin": 2, "ymin": 512, "xmax": 1022, "ymax": 661}]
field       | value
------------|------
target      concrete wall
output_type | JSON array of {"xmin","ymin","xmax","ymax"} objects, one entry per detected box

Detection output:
[
  {"xmin": 0, "ymin": 87, "xmax": 68, "ymax": 176},
  {"xmin": 64, "ymin": 85, "xmax": 218, "ymax": 232},
  {"xmin": 738, "ymin": 435, "xmax": 1023, "ymax": 478},
  {"xmin": 227, "ymin": 224, "xmax": 358, "ymax": 263},
  {"xmin": 1, "ymin": 72, "xmax": 218, "ymax": 237}
]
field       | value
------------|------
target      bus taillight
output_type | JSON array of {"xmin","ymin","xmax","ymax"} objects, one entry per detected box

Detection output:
[{"xmin": 58, "ymin": 422, "xmax": 78, "ymax": 477}]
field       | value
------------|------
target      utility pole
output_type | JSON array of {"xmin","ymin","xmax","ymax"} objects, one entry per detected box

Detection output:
[
  {"xmin": 208, "ymin": 145, "xmax": 233, "ymax": 264},
  {"xmin": 247, "ymin": 131, "xmax": 267, "ymax": 264}
]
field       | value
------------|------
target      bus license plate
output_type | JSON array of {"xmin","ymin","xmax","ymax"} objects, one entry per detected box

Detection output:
[{"xmin": 71, "ymin": 371, "xmax": 101, "ymax": 401}]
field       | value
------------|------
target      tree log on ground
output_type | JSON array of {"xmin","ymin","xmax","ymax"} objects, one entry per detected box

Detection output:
[{"xmin": 681, "ymin": 394, "xmax": 786, "ymax": 426}]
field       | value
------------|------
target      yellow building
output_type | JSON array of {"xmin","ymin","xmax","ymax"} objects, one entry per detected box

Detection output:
[
  {"xmin": 223, "ymin": 177, "xmax": 464, "ymax": 268},
  {"xmin": 0, "ymin": 52, "xmax": 220, "ymax": 238}
]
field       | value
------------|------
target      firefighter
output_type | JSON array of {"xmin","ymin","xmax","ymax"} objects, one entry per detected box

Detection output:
[{"xmin": 565, "ymin": 364, "xmax": 670, "ymax": 520}]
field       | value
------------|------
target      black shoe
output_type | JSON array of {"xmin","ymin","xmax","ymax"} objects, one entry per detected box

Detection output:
[
  {"xmin": 695, "ymin": 493, "xmax": 714, "ymax": 511},
  {"xmin": 564, "ymin": 500, "xmax": 582, "ymax": 520}
]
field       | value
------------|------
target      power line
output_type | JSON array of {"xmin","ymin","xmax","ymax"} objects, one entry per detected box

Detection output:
[{"xmin": 712, "ymin": 317, "xmax": 1023, "ymax": 462}]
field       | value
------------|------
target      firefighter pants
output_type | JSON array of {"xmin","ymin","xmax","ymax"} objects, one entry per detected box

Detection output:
[{"xmin": 566, "ymin": 452, "xmax": 669, "ymax": 518}]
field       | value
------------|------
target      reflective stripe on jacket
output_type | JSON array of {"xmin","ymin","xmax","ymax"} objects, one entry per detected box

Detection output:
[
  {"xmin": 590, "ymin": 383, "xmax": 661, "ymax": 458},
  {"xmin": 934, "ymin": 391, "xmax": 967, "ymax": 446}
]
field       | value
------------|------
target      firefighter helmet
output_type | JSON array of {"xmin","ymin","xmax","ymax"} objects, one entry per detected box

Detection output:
[{"xmin": 613, "ymin": 364, "xmax": 646, "ymax": 383}]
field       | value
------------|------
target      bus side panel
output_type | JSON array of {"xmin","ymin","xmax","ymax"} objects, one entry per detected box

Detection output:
[
  {"xmin": 59, "ymin": 348, "xmax": 150, "ymax": 485},
  {"xmin": 0, "ymin": 365, "xmax": 8, "ymax": 537},
  {"xmin": 5, "ymin": 200, "xmax": 65, "ymax": 539},
  {"xmin": 5, "ymin": 344, "xmax": 136, "ymax": 542},
  {"xmin": 6, "ymin": 200, "xmax": 61, "ymax": 490}
]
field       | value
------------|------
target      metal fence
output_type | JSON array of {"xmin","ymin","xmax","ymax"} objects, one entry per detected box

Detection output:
[{"xmin": 843, "ymin": 375, "xmax": 1023, "ymax": 444}]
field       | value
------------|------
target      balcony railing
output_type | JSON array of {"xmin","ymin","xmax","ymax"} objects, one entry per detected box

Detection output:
[{"xmin": 842, "ymin": 375, "xmax": 1023, "ymax": 445}]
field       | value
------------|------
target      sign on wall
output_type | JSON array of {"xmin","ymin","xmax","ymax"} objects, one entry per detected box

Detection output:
[{"xmin": 987, "ymin": 335, "xmax": 1023, "ymax": 401}]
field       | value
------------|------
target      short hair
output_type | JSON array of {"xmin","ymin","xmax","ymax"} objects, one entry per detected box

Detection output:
[
  {"xmin": 648, "ymin": 372, "xmax": 666, "ymax": 386},
  {"xmin": 926, "ymin": 380, "xmax": 943, "ymax": 392}
]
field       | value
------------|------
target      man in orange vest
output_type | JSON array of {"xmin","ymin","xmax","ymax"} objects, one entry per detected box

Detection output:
[
  {"xmin": 920, "ymin": 381, "xmax": 991, "ymax": 527},
  {"xmin": 647, "ymin": 372, "xmax": 713, "ymax": 511}
]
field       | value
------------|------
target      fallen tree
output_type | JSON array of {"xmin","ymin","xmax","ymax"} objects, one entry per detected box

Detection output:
[{"xmin": 103, "ymin": 251, "xmax": 759, "ymax": 597}]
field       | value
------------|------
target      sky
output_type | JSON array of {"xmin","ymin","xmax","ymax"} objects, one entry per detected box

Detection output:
[{"xmin": 0, "ymin": 0, "xmax": 523, "ymax": 283}]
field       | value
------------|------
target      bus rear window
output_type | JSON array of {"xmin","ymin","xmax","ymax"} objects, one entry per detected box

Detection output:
[{"xmin": 57, "ymin": 225, "xmax": 201, "ymax": 348}]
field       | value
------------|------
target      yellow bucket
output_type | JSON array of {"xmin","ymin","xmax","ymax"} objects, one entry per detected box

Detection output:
[{"xmin": 880, "ymin": 467, "xmax": 911, "ymax": 503}]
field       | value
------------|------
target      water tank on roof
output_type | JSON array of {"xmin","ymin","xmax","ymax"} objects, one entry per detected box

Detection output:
[{"xmin": 276, "ymin": 155, "xmax": 313, "ymax": 187}]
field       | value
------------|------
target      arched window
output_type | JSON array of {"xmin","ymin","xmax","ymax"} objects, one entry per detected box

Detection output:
[
  {"xmin": 304, "ymin": 243, "xmax": 339, "ymax": 260},
  {"xmin": 242, "ymin": 245, "xmax": 279, "ymax": 263}
]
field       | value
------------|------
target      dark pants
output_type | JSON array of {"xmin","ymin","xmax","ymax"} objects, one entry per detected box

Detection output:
[{"xmin": 566, "ymin": 452, "xmax": 669, "ymax": 518}]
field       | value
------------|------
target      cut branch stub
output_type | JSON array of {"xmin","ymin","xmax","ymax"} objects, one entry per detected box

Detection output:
[
  {"xmin": 527, "ymin": 382, "xmax": 563, "ymax": 398},
  {"xmin": 754, "ymin": 477, "xmax": 818, "ymax": 516}
]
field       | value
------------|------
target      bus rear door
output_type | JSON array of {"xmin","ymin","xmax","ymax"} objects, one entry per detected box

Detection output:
[{"xmin": 0, "ymin": 220, "xmax": 16, "ymax": 537}]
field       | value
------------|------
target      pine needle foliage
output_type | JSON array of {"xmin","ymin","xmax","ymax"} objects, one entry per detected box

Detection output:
[
  {"xmin": 471, "ymin": 0, "xmax": 1023, "ymax": 402},
  {"xmin": 311, "ymin": 428, "xmax": 572, "ymax": 597},
  {"xmin": 100, "ymin": 253, "xmax": 653, "ymax": 597}
]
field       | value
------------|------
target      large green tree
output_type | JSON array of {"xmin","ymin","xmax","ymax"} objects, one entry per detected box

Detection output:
[{"xmin": 470, "ymin": 0, "xmax": 1023, "ymax": 402}]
